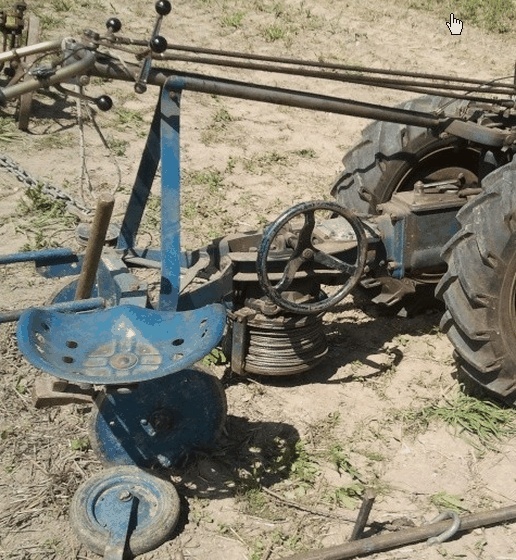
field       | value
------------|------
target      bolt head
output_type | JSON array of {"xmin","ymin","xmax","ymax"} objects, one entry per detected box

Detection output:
[{"xmin": 118, "ymin": 490, "xmax": 132, "ymax": 501}]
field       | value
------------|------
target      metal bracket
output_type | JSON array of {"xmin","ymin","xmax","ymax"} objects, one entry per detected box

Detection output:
[
  {"xmin": 103, "ymin": 493, "xmax": 134, "ymax": 560},
  {"xmin": 32, "ymin": 377, "xmax": 95, "ymax": 408}
]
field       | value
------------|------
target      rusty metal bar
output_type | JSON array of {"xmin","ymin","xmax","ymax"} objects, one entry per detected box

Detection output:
[
  {"xmin": 280, "ymin": 504, "xmax": 516, "ymax": 560},
  {"xmin": 152, "ymin": 51, "xmax": 516, "ymax": 100},
  {"xmin": 88, "ymin": 59, "xmax": 511, "ymax": 146},
  {"xmin": 74, "ymin": 194, "xmax": 115, "ymax": 300},
  {"xmin": 92, "ymin": 60, "xmax": 444, "ymax": 128},
  {"xmin": 0, "ymin": 48, "xmax": 96, "ymax": 103},
  {"xmin": 0, "ymin": 38, "xmax": 61, "ymax": 63},
  {"xmin": 114, "ymin": 36, "xmax": 516, "ymax": 91},
  {"xmin": 349, "ymin": 489, "xmax": 376, "ymax": 541}
]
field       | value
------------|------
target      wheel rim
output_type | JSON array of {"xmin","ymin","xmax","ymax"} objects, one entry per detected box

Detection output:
[{"xmin": 392, "ymin": 144, "xmax": 480, "ymax": 195}]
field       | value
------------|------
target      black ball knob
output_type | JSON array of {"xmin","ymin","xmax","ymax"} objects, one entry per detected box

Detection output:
[
  {"xmin": 155, "ymin": 1, "xmax": 172, "ymax": 16},
  {"xmin": 149, "ymin": 35, "xmax": 168, "ymax": 53},
  {"xmin": 106, "ymin": 17, "xmax": 122, "ymax": 33},
  {"xmin": 95, "ymin": 95, "xmax": 113, "ymax": 111}
]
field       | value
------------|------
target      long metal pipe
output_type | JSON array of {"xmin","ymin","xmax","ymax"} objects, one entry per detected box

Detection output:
[
  {"xmin": 88, "ymin": 58, "xmax": 510, "ymax": 146},
  {"xmin": 0, "ymin": 48, "xmax": 96, "ymax": 103},
  {"xmin": 0, "ymin": 45, "xmax": 509, "ymax": 145},
  {"xmin": 281, "ymin": 504, "xmax": 516, "ymax": 560},
  {"xmin": 0, "ymin": 38, "xmax": 62, "ymax": 64},
  {"xmin": 92, "ymin": 58, "xmax": 444, "ymax": 128},
  {"xmin": 152, "ymin": 52, "xmax": 516, "ymax": 100},
  {"xmin": 114, "ymin": 36, "xmax": 516, "ymax": 91}
]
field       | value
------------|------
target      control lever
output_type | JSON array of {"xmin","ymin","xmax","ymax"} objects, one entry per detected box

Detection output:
[
  {"xmin": 134, "ymin": 0, "xmax": 171, "ymax": 94},
  {"xmin": 54, "ymin": 83, "xmax": 113, "ymax": 111}
]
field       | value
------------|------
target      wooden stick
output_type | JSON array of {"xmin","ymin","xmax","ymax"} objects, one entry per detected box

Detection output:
[{"xmin": 74, "ymin": 194, "xmax": 114, "ymax": 300}]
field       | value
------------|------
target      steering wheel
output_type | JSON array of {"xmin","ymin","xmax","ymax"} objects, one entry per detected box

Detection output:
[{"xmin": 257, "ymin": 200, "xmax": 368, "ymax": 314}]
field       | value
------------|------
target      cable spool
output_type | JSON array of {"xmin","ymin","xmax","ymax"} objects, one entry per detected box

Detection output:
[{"xmin": 229, "ymin": 308, "xmax": 328, "ymax": 376}]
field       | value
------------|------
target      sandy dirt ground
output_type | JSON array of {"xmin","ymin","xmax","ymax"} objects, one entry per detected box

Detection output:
[{"xmin": 2, "ymin": 1, "xmax": 516, "ymax": 559}]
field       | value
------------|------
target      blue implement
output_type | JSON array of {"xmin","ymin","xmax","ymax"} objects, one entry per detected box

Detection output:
[{"xmin": 91, "ymin": 368, "xmax": 227, "ymax": 468}]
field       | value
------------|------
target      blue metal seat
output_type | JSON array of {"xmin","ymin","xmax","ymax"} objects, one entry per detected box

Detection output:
[{"xmin": 17, "ymin": 303, "xmax": 226, "ymax": 385}]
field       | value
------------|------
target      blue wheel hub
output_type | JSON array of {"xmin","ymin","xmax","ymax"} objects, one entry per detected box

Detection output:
[{"xmin": 91, "ymin": 367, "xmax": 227, "ymax": 468}]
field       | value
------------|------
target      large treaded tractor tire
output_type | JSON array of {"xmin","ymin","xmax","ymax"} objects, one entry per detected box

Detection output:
[
  {"xmin": 437, "ymin": 161, "xmax": 516, "ymax": 406},
  {"xmin": 331, "ymin": 96, "xmax": 480, "ymax": 214}
]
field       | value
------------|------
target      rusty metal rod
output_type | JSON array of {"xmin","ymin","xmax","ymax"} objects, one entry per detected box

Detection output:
[
  {"xmin": 281, "ymin": 504, "xmax": 516, "ymax": 560},
  {"xmin": 349, "ymin": 489, "xmax": 376, "ymax": 541},
  {"xmin": 88, "ymin": 61, "xmax": 511, "ymax": 146},
  {"xmin": 86, "ymin": 57, "xmax": 512, "ymax": 146},
  {"xmin": 0, "ymin": 49, "xmax": 96, "ymax": 104},
  {"xmin": 92, "ymin": 60, "xmax": 444, "ymax": 128},
  {"xmin": 113, "ymin": 36, "xmax": 515, "ymax": 90},
  {"xmin": 74, "ymin": 194, "xmax": 114, "ymax": 300},
  {"xmin": 153, "ymin": 52, "xmax": 516, "ymax": 99}
]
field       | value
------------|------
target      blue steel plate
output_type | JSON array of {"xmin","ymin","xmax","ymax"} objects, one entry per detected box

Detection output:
[
  {"xmin": 16, "ymin": 303, "xmax": 225, "ymax": 384},
  {"xmin": 91, "ymin": 367, "xmax": 227, "ymax": 468}
]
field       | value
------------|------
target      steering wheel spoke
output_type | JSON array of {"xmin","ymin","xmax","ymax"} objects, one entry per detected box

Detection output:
[
  {"xmin": 312, "ymin": 249, "xmax": 356, "ymax": 275},
  {"xmin": 276, "ymin": 255, "xmax": 304, "ymax": 291},
  {"xmin": 295, "ymin": 210, "xmax": 316, "ymax": 252},
  {"xmin": 257, "ymin": 200, "xmax": 368, "ymax": 314}
]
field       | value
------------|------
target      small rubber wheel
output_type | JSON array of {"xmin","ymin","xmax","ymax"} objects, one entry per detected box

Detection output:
[{"xmin": 70, "ymin": 466, "xmax": 180, "ymax": 556}]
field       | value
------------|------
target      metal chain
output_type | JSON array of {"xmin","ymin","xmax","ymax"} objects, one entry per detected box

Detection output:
[{"xmin": 0, "ymin": 152, "xmax": 92, "ymax": 216}]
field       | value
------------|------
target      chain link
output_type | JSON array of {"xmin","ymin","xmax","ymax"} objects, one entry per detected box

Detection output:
[{"xmin": 0, "ymin": 152, "xmax": 92, "ymax": 217}]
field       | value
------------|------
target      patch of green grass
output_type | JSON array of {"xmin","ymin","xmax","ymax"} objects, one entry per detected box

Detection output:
[
  {"xmin": 201, "ymin": 107, "xmax": 237, "ymax": 145},
  {"xmin": 107, "ymin": 136, "xmax": 129, "ymax": 157},
  {"xmin": 294, "ymin": 148, "xmax": 317, "ymax": 158},
  {"xmin": 16, "ymin": 183, "xmax": 78, "ymax": 250},
  {"xmin": 114, "ymin": 107, "xmax": 144, "ymax": 128},
  {"xmin": 15, "ymin": 375, "xmax": 27, "ymax": 395},
  {"xmin": 326, "ymin": 483, "xmax": 364, "ymax": 509},
  {"xmin": 141, "ymin": 194, "xmax": 161, "ymax": 229},
  {"xmin": 393, "ymin": 388, "xmax": 516, "ymax": 448},
  {"xmin": 17, "ymin": 183, "xmax": 77, "ymax": 232},
  {"xmin": 77, "ymin": 0, "xmax": 103, "ymax": 7},
  {"xmin": 202, "ymin": 347, "xmax": 227, "ymax": 366},
  {"xmin": 430, "ymin": 491, "xmax": 469, "ymax": 513},
  {"xmin": 221, "ymin": 11, "xmax": 245, "ymax": 29},
  {"xmin": 362, "ymin": 450, "xmax": 386, "ymax": 462},
  {"xmin": 327, "ymin": 443, "xmax": 363, "ymax": 481},
  {"xmin": 186, "ymin": 168, "xmax": 225, "ymax": 193},
  {"xmin": 407, "ymin": 0, "xmax": 516, "ymax": 33},
  {"xmin": 35, "ymin": 132, "xmax": 74, "ymax": 150},
  {"xmin": 263, "ymin": 23, "xmax": 287, "ymax": 42},
  {"xmin": 35, "ymin": 11, "xmax": 65, "ymax": 31},
  {"xmin": 70, "ymin": 437, "xmax": 90, "ymax": 451},
  {"xmin": 0, "ymin": 117, "xmax": 20, "ymax": 143},
  {"xmin": 236, "ymin": 488, "xmax": 275, "ymax": 518},
  {"xmin": 212, "ymin": 107, "xmax": 234, "ymax": 125},
  {"xmin": 243, "ymin": 150, "xmax": 290, "ymax": 173},
  {"xmin": 50, "ymin": 0, "xmax": 72, "ymax": 11},
  {"xmin": 289, "ymin": 440, "xmax": 319, "ymax": 485}
]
